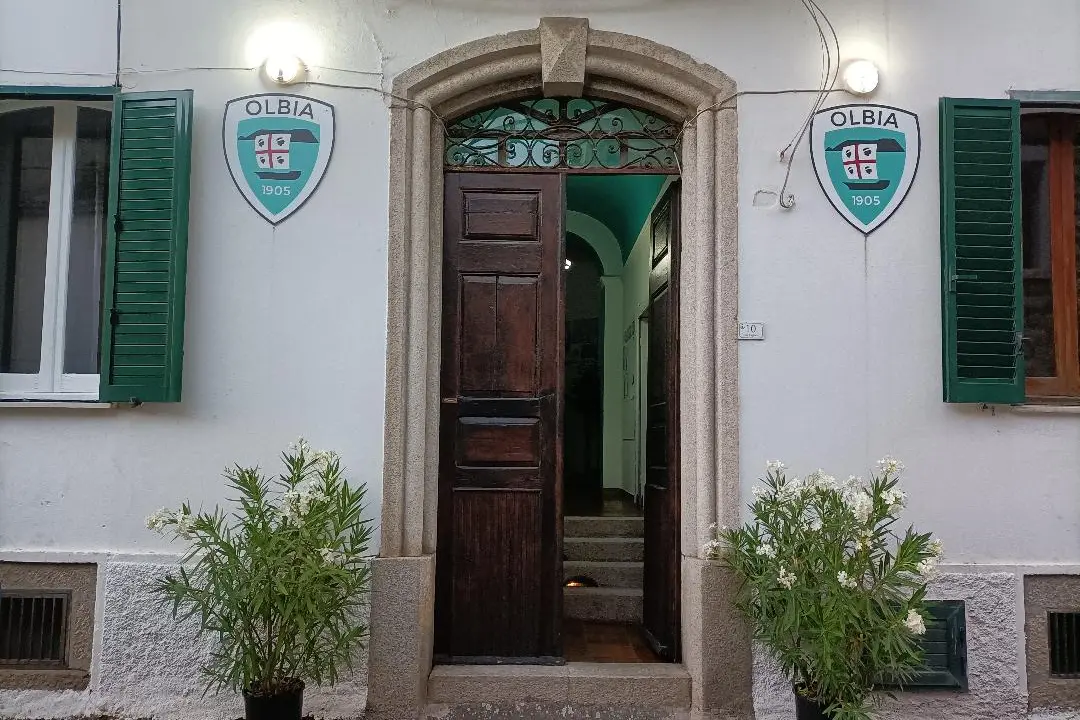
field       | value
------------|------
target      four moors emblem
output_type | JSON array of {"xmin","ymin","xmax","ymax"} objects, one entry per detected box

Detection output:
[
  {"xmin": 810, "ymin": 104, "xmax": 921, "ymax": 235},
  {"xmin": 224, "ymin": 94, "xmax": 336, "ymax": 225}
]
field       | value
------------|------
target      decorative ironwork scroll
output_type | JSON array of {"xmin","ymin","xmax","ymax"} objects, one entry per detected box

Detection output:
[{"xmin": 445, "ymin": 98, "xmax": 680, "ymax": 171}]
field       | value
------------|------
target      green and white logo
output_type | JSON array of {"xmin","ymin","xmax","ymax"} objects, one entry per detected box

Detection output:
[
  {"xmin": 810, "ymin": 104, "xmax": 920, "ymax": 235},
  {"xmin": 224, "ymin": 94, "xmax": 335, "ymax": 225}
]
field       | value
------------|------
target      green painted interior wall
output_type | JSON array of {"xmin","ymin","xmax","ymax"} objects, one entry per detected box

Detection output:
[
  {"xmin": 564, "ymin": 173, "xmax": 670, "ymax": 498},
  {"xmin": 567, "ymin": 175, "xmax": 669, "ymax": 259}
]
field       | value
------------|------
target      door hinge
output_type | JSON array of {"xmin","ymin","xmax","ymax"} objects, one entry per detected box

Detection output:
[{"xmin": 109, "ymin": 308, "xmax": 120, "ymax": 326}]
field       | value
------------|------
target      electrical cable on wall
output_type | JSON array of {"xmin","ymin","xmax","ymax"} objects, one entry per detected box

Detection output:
[{"xmin": 776, "ymin": 0, "xmax": 840, "ymax": 209}]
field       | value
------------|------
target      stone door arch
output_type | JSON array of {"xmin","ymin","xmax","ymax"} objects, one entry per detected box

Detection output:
[{"xmin": 368, "ymin": 17, "xmax": 752, "ymax": 719}]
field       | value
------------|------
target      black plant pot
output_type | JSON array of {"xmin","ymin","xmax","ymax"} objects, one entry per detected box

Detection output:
[
  {"xmin": 794, "ymin": 690, "xmax": 831, "ymax": 720},
  {"xmin": 243, "ymin": 680, "xmax": 305, "ymax": 720}
]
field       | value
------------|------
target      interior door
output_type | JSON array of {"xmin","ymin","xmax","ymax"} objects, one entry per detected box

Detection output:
[
  {"xmin": 436, "ymin": 172, "xmax": 565, "ymax": 663},
  {"xmin": 642, "ymin": 183, "xmax": 681, "ymax": 661}
]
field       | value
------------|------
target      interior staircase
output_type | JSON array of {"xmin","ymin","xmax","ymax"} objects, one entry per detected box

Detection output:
[{"xmin": 563, "ymin": 514, "xmax": 644, "ymax": 622}]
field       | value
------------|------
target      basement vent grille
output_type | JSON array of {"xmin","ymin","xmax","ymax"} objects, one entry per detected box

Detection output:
[
  {"xmin": 0, "ymin": 591, "xmax": 69, "ymax": 667},
  {"xmin": 1049, "ymin": 612, "xmax": 1080, "ymax": 678}
]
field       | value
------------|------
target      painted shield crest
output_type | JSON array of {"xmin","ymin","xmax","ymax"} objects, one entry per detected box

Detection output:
[
  {"xmin": 810, "ymin": 104, "xmax": 921, "ymax": 235},
  {"xmin": 223, "ymin": 94, "xmax": 335, "ymax": 225}
]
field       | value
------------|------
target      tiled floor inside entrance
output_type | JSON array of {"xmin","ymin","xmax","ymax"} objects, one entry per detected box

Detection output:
[{"xmin": 563, "ymin": 620, "xmax": 662, "ymax": 662}]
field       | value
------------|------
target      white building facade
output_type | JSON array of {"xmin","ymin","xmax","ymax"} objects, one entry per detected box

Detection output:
[{"xmin": 0, "ymin": 1, "xmax": 1079, "ymax": 718}]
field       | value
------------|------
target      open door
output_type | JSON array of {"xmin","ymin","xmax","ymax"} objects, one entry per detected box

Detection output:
[
  {"xmin": 436, "ymin": 173, "xmax": 565, "ymax": 663},
  {"xmin": 642, "ymin": 183, "xmax": 681, "ymax": 661}
]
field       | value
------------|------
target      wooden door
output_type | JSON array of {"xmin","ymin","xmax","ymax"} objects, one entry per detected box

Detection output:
[
  {"xmin": 436, "ymin": 173, "xmax": 565, "ymax": 663},
  {"xmin": 642, "ymin": 183, "xmax": 681, "ymax": 661}
]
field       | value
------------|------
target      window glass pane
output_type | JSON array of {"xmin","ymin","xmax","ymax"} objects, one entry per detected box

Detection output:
[
  {"xmin": 1021, "ymin": 115, "xmax": 1056, "ymax": 378},
  {"xmin": 64, "ymin": 107, "xmax": 110, "ymax": 374},
  {"xmin": 0, "ymin": 108, "xmax": 54, "ymax": 374}
]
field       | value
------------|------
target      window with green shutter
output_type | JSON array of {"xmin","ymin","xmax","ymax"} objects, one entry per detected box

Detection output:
[
  {"xmin": 942, "ymin": 98, "xmax": 1080, "ymax": 404},
  {"xmin": 0, "ymin": 87, "xmax": 192, "ymax": 404},
  {"xmin": 99, "ymin": 91, "xmax": 193, "ymax": 404},
  {"xmin": 940, "ymin": 98, "xmax": 1025, "ymax": 404}
]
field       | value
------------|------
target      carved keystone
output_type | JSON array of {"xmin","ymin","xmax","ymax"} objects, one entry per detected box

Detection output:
[{"xmin": 540, "ymin": 17, "xmax": 589, "ymax": 97}]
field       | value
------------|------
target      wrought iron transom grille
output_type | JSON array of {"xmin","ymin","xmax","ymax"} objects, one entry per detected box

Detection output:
[
  {"xmin": 1049, "ymin": 611, "xmax": 1080, "ymax": 678},
  {"xmin": 445, "ymin": 97, "xmax": 680, "ymax": 172},
  {"xmin": 0, "ymin": 591, "xmax": 69, "ymax": 667}
]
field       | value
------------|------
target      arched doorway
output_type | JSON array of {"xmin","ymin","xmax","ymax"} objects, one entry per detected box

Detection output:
[
  {"xmin": 368, "ymin": 18, "xmax": 751, "ymax": 719},
  {"xmin": 436, "ymin": 94, "xmax": 681, "ymax": 664}
]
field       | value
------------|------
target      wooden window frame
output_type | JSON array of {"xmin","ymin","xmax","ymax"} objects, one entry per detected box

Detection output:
[
  {"xmin": 0, "ymin": 100, "xmax": 112, "ymax": 401},
  {"xmin": 1025, "ymin": 113, "xmax": 1080, "ymax": 401}
]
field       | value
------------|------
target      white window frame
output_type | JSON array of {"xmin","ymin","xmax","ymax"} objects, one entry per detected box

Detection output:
[{"xmin": 0, "ymin": 100, "xmax": 111, "ymax": 401}]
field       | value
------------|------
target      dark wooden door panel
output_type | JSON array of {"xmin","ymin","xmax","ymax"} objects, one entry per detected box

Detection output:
[
  {"xmin": 642, "ymin": 184, "xmax": 681, "ymax": 662},
  {"xmin": 437, "ymin": 173, "xmax": 564, "ymax": 663},
  {"xmin": 457, "ymin": 275, "xmax": 542, "ymax": 394},
  {"xmin": 450, "ymin": 489, "xmax": 543, "ymax": 657}
]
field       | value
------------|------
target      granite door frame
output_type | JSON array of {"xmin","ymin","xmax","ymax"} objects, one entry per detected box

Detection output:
[{"xmin": 366, "ymin": 18, "xmax": 752, "ymax": 719}]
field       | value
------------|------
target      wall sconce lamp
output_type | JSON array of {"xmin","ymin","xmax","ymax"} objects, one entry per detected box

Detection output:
[
  {"xmin": 842, "ymin": 59, "xmax": 880, "ymax": 97},
  {"xmin": 263, "ymin": 53, "xmax": 305, "ymax": 86}
]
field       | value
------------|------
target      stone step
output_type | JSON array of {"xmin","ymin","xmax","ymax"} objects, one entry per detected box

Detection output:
[
  {"xmin": 564, "ymin": 515, "xmax": 643, "ymax": 539},
  {"xmin": 563, "ymin": 560, "xmax": 643, "ymax": 589},
  {"xmin": 563, "ymin": 586, "xmax": 642, "ymax": 622},
  {"xmin": 564, "ymin": 537, "xmax": 643, "ymax": 562},
  {"xmin": 427, "ymin": 662, "xmax": 691, "ymax": 713}
]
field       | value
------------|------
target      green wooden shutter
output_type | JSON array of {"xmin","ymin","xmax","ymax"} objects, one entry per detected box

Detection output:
[
  {"xmin": 99, "ymin": 91, "xmax": 193, "ymax": 403},
  {"xmin": 940, "ymin": 98, "xmax": 1024, "ymax": 404}
]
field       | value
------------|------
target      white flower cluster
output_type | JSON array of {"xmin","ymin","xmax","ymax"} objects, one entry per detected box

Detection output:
[
  {"xmin": 804, "ymin": 469, "xmax": 838, "ymax": 492},
  {"xmin": 904, "ymin": 608, "xmax": 926, "ymax": 635},
  {"xmin": 175, "ymin": 511, "xmax": 195, "ymax": 539},
  {"xmin": 777, "ymin": 567, "xmax": 796, "ymax": 589},
  {"xmin": 756, "ymin": 542, "xmax": 777, "ymax": 559},
  {"xmin": 145, "ymin": 507, "xmax": 195, "ymax": 539},
  {"xmin": 703, "ymin": 538, "xmax": 723, "ymax": 558},
  {"xmin": 281, "ymin": 480, "xmax": 326, "ymax": 523},
  {"xmin": 314, "ymin": 449, "xmax": 340, "ymax": 466},
  {"xmin": 319, "ymin": 548, "xmax": 345, "ymax": 565},
  {"xmin": 916, "ymin": 538, "xmax": 945, "ymax": 577},
  {"xmin": 878, "ymin": 456, "xmax": 905, "ymax": 475},
  {"xmin": 289, "ymin": 437, "xmax": 340, "ymax": 468},
  {"xmin": 836, "ymin": 570, "xmax": 857, "ymax": 589},
  {"xmin": 842, "ymin": 480, "xmax": 874, "ymax": 524},
  {"xmin": 881, "ymin": 486, "xmax": 907, "ymax": 513},
  {"xmin": 766, "ymin": 460, "xmax": 787, "ymax": 473},
  {"xmin": 289, "ymin": 437, "xmax": 313, "ymax": 456},
  {"xmin": 146, "ymin": 507, "xmax": 173, "ymax": 532}
]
